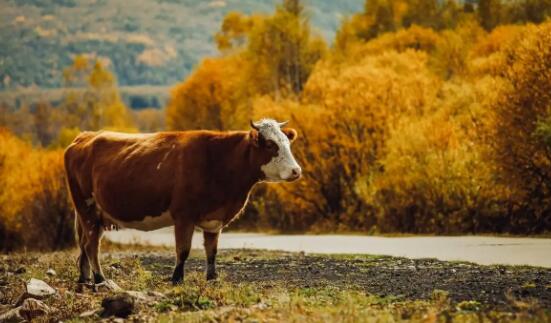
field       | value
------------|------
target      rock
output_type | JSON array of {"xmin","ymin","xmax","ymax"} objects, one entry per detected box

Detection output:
[
  {"xmin": 0, "ymin": 304, "xmax": 12, "ymax": 313},
  {"xmin": 146, "ymin": 291, "xmax": 166, "ymax": 299},
  {"xmin": 119, "ymin": 290, "xmax": 165, "ymax": 306},
  {"xmin": 0, "ymin": 307, "xmax": 24, "ymax": 323},
  {"xmin": 46, "ymin": 269, "xmax": 56, "ymax": 277},
  {"xmin": 94, "ymin": 279, "xmax": 122, "ymax": 292},
  {"xmin": 26, "ymin": 278, "xmax": 56, "ymax": 298},
  {"xmin": 124, "ymin": 291, "xmax": 149, "ymax": 302},
  {"xmin": 79, "ymin": 308, "xmax": 101, "ymax": 318},
  {"xmin": 101, "ymin": 293, "xmax": 135, "ymax": 318},
  {"xmin": 19, "ymin": 298, "xmax": 51, "ymax": 321}
]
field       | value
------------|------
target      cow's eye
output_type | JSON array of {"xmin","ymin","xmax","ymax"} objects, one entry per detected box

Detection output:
[{"xmin": 265, "ymin": 141, "xmax": 277, "ymax": 150}]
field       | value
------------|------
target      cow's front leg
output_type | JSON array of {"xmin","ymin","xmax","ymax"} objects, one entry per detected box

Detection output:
[
  {"xmin": 203, "ymin": 231, "xmax": 220, "ymax": 280},
  {"xmin": 172, "ymin": 219, "xmax": 195, "ymax": 285}
]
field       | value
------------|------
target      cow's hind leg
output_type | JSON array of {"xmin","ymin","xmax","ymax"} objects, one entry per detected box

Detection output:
[
  {"xmin": 203, "ymin": 231, "xmax": 219, "ymax": 280},
  {"xmin": 84, "ymin": 222, "xmax": 105, "ymax": 285},
  {"xmin": 75, "ymin": 215, "xmax": 91, "ymax": 285}
]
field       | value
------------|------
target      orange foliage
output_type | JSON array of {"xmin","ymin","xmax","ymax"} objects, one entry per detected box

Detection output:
[
  {"xmin": 166, "ymin": 56, "xmax": 250, "ymax": 131},
  {"xmin": 167, "ymin": 3, "xmax": 551, "ymax": 234},
  {"xmin": 0, "ymin": 129, "xmax": 74, "ymax": 251}
]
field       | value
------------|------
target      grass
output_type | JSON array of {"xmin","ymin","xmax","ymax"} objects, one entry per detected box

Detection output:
[{"xmin": 1, "ymin": 244, "xmax": 550, "ymax": 322}]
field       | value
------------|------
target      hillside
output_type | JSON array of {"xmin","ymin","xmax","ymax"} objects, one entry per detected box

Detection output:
[{"xmin": 0, "ymin": 0, "xmax": 363, "ymax": 90}]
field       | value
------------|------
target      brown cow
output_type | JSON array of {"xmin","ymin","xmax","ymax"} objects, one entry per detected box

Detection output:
[{"xmin": 64, "ymin": 119, "xmax": 301, "ymax": 287}]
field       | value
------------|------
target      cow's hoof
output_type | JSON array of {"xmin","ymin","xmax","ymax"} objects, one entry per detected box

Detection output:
[
  {"xmin": 76, "ymin": 282, "xmax": 93, "ymax": 293},
  {"xmin": 206, "ymin": 272, "xmax": 218, "ymax": 281},
  {"xmin": 93, "ymin": 279, "xmax": 122, "ymax": 292},
  {"xmin": 171, "ymin": 277, "xmax": 183, "ymax": 286}
]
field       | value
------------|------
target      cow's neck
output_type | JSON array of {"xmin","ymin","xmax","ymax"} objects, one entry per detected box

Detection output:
[{"xmin": 212, "ymin": 132, "xmax": 260, "ymax": 196}]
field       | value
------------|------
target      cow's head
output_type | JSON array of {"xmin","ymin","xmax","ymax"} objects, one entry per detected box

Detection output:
[{"xmin": 250, "ymin": 119, "xmax": 302, "ymax": 182}]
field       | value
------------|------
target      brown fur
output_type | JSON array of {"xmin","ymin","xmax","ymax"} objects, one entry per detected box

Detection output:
[{"xmin": 64, "ymin": 128, "xmax": 297, "ymax": 284}]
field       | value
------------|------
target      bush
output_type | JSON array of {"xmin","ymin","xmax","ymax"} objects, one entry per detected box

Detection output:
[
  {"xmin": 489, "ymin": 21, "xmax": 551, "ymax": 233},
  {"xmin": 0, "ymin": 129, "xmax": 74, "ymax": 251}
]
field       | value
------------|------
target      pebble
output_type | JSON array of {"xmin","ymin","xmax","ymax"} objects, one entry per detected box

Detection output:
[
  {"xmin": 0, "ymin": 298, "xmax": 52, "ymax": 322},
  {"xmin": 27, "ymin": 278, "xmax": 56, "ymax": 297},
  {"xmin": 0, "ymin": 306, "xmax": 24, "ymax": 322},
  {"xmin": 79, "ymin": 308, "xmax": 101, "ymax": 318},
  {"xmin": 94, "ymin": 280, "xmax": 122, "ymax": 292},
  {"xmin": 46, "ymin": 269, "xmax": 56, "ymax": 277},
  {"xmin": 19, "ymin": 298, "xmax": 51, "ymax": 320}
]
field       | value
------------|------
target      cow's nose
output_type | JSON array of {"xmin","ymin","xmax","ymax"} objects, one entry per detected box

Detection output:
[{"xmin": 291, "ymin": 167, "xmax": 301, "ymax": 178}]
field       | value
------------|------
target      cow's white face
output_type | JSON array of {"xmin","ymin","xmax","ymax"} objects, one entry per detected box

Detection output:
[{"xmin": 252, "ymin": 119, "xmax": 302, "ymax": 182}]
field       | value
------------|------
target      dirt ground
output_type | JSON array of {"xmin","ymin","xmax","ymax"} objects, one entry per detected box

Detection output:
[
  {"xmin": 1, "ymin": 247, "xmax": 550, "ymax": 321},
  {"xmin": 139, "ymin": 249, "xmax": 551, "ymax": 310}
]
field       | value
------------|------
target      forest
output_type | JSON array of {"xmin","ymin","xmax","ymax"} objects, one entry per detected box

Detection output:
[{"xmin": 1, "ymin": 0, "xmax": 551, "ymax": 251}]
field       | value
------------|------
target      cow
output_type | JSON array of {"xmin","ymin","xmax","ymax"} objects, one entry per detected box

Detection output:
[{"xmin": 64, "ymin": 119, "xmax": 301, "ymax": 288}]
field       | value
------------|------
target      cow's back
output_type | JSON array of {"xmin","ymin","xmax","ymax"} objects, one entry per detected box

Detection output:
[{"xmin": 65, "ymin": 131, "xmax": 196, "ymax": 226}]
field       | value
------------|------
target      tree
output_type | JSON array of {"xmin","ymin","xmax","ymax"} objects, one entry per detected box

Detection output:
[
  {"xmin": 166, "ymin": 56, "xmax": 249, "ymax": 131},
  {"xmin": 61, "ymin": 55, "xmax": 136, "ymax": 132},
  {"xmin": 245, "ymin": 0, "xmax": 327, "ymax": 97},
  {"xmin": 491, "ymin": 22, "xmax": 551, "ymax": 232}
]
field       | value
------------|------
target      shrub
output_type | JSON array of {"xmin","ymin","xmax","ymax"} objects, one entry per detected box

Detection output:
[
  {"xmin": 489, "ymin": 21, "xmax": 551, "ymax": 232},
  {"xmin": 0, "ymin": 129, "xmax": 74, "ymax": 251}
]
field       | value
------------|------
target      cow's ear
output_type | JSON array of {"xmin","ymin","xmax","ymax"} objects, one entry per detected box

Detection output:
[
  {"xmin": 249, "ymin": 130, "xmax": 260, "ymax": 147},
  {"xmin": 283, "ymin": 128, "xmax": 297, "ymax": 142}
]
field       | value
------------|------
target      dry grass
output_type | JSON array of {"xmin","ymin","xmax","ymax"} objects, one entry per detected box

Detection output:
[{"xmin": 0, "ymin": 245, "xmax": 549, "ymax": 322}]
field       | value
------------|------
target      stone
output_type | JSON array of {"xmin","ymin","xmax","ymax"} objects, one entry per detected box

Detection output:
[
  {"xmin": 26, "ymin": 279, "xmax": 56, "ymax": 297},
  {"xmin": 146, "ymin": 291, "xmax": 166, "ymax": 299},
  {"xmin": 79, "ymin": 308, "xmax": 101, "ymax": 318},
  {"xmin": 124, "ymin": 291, "xmax": 149, "ymax": 302},
  {"xmin": 94, "ymin": 279, "xmax": 122, "ymax": 292},
  {"xmin": 101, "ymin": 293, "xmax": 135, "ymax": 318},
  {"xmin": 19, "ymin": 298, "xmax": 51, "ymax": 321},
  {"xmin": 46, "ymin": 269, "xmax": 56, "ymax": 277},
  {"xmin": 0, "ymin": 307, "xmax": 24, "ymax": 323}
]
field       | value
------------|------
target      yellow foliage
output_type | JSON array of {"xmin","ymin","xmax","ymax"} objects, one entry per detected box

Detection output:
[
  {"xmin": 166, "ymin": 56, "xmax": 250, "ymax": 131},
  {"xmin": 489, "ymin": 21, "xmax": 551, "ymax": 231},
  {"xmin": 0, "ymin": 129, "xmax": 74, "ymax": 251},
  {"xmin": 343, "ymin": 25, "xmax": 442, "ymax": 60},
  {"xmin": 62, "ymin": 55, "xmax": 137, "ymax": 132}
]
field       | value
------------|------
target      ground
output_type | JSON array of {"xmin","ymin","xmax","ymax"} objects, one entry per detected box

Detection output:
[{"xmin": 1, "ymin": 243, "xmax": 550, "ymax": 322}]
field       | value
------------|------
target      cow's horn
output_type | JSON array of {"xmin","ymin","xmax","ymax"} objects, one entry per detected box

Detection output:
[
  {"xmin": 278, "ymin": 120, "xmax": 289, "ymax": 128},
  {"xmin": 250, "ymin": 120, "xmax": 260, "ymax": 131}
]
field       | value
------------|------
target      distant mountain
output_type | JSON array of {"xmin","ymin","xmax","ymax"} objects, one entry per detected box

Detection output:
[{"xmin": 0, "ymin": 0, "xmax": 363, "ymax": 90}]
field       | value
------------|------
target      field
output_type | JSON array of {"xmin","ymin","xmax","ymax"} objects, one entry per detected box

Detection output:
[{"xmin": 1, "ymin": 243, "xmax": 550, "ymax": 322}]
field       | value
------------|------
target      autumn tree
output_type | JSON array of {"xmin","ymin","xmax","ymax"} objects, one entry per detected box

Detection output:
[
  {"xmin": 167, "ymin": 0, "xmax": 326, "ymax": 131},
  {"xmin": 61, "ymin": 55, "xmax": 136, "ymax": 133},
  {"xmin": 0, "ymin": 130, "xmax": 73, "ymax": 251},
  {"xmin": 166, "ymin": 56, "xmax": 249, "ymax": 131},
  {"xmin": 490, "ymin": 22, "xmax": 551, "ymax": 232},
  {"xmin": 245, "ymin": 0, "xmax": 326, "ymax": 97}
]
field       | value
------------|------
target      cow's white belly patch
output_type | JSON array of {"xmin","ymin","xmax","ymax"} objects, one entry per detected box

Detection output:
[
  {"xmin": 103, "ymin": 210, "xmax": 173, "ymax": 231},
  {"xmin": 196, "ymin": 220, "xmax": 223, "ymax": 233}
]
